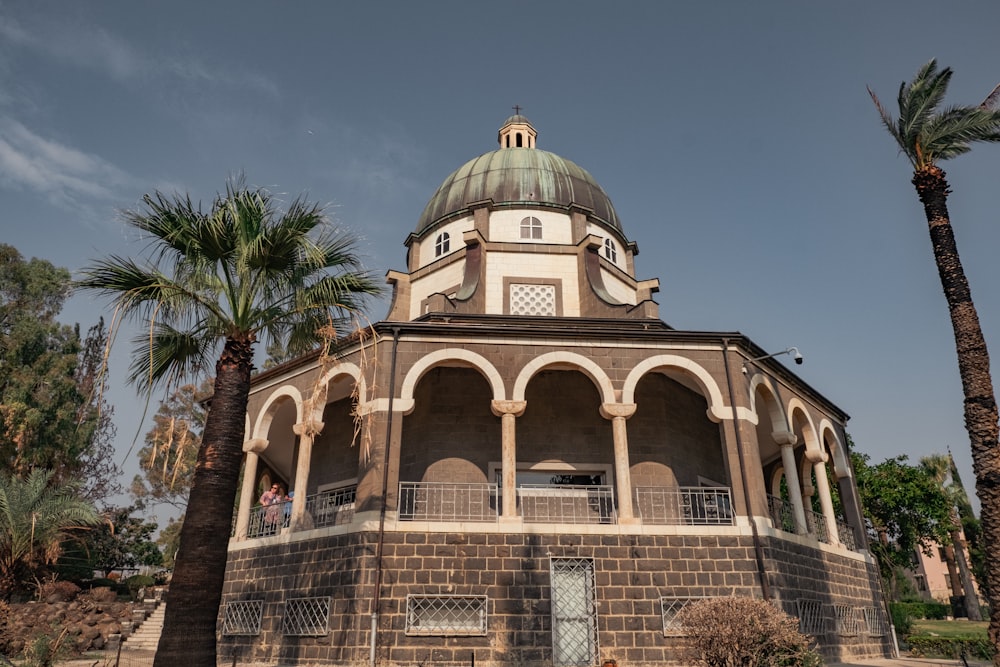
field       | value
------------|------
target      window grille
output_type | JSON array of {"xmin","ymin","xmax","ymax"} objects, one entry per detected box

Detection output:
[
  {"xmin": 660, "ymin": 597, "xmax": 711, "ymax": 636},
  {"xmin": 222, "ymin": 600, "xmax": 263, "ymax": 636},
  {"xmin": 282, "ymin": 597, "xmax": 330, "ymax": 636},
  {"xmin": 796, "ymin": 599, "xmax": 825, "ymax": 636},
  {"xmin": 833, "ymin": 604, "xmax": 864, "ymax": 637},
  {"xmin": 435, "ymin": 232, "xmax": 450, "ymax": 257},
  {"xmin": 863, "ymin": 607, "xmax": 886, "ymax": 637},
  {"xmin": 520, "ymin": 216, "xmax": 542, "ymax": 239},
  {"xmin": 510, "ymin": 284, "xmax": 556, "ymax": 316},
  {"xmin": 405, "ymin": 595, "xmax": 488, "ymax": 636}
]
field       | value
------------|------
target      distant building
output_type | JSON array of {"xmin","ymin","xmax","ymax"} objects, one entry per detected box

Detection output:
[
  {"xmin": 219, "ymin": 115, "xmax": 892, "ymax": 666},
  {"xmin": 906, "ymin": 536, "xmax": 981, "ymax": 611}
]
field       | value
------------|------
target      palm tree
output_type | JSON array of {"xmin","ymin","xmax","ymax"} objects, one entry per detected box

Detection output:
[
  {"xmin": 78, "ymin": 179, "xmax": 382, "ymax": 667},
  {"xmin": 0, "ymin": 469, "xmax": 101, "ymax": 599},
  {"xmin": 921, "ymin": 454, "xmax": 981, "ymax": 620},
  {"xmin": 870, "ymin": 60, "xmax": 1000, "ymax": 658}
]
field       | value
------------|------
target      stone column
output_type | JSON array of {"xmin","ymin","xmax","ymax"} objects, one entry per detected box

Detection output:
[
  {"xmin": 806, "ymin": 448, "xmax": 840, "ymax": 546},
  {"xmin": 774, "ymin": 432, "xmax": 808, "ymax": 534},
  {"xmin": 235, "ymin": 439, "xmax": 268, "ymax": 539},
  {"xmin": 601, "ymin": 403, "xmax": 638, "ymax": 524},
  {"xmin": 290, "ymin": 421, "xmax": 324, "ymax": 531},
  {"xmin": 491, "ymin": 400, "xmax": 526, "ymax": 521}
]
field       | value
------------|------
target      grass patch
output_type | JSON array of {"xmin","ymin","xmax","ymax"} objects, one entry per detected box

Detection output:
[{"xmin": 911, "ymin": 619, "xmax": 988, "ymax": 639}]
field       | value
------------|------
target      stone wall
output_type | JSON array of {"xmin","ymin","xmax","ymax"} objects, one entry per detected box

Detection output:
[{"xmin": 220, "ymin": 530, "xmax": 891, "ymax": 666}]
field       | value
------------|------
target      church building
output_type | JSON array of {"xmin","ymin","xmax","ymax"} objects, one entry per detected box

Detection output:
[{"xmin": 219, "ymin": 114, "xmax": 892, "ymax": 666}]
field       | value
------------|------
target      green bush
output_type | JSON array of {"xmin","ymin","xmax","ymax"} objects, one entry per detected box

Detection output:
[
  {"xmin": 890, "ymin": 601, "xmax": 950, "ymax": 622},
  {"xmin": 124, "ymin": 574, "xmax": 155, "ymax": 601},
  {"xmin": 908, "ymin": 636, "xmax": 995, "ymax": 661},
  {"xmin": 889, "ymin": 603, "xmax": 912, "ymax": 636}
]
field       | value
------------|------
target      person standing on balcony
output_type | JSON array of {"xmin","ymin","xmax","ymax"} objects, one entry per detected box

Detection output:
[{"xmin": 260, "ymin": 484, "xmax": 283, "ymax": 534}]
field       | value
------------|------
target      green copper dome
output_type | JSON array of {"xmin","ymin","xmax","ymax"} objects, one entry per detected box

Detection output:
[{"xmin": 416, "ymin": 148, "xmax": 622, "ymax": 234}]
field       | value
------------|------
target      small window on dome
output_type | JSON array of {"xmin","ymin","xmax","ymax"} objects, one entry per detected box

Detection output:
[
  {"xmin": 516, "ymin": 132, "xmax": 523, "ymax": 147},
  {"xmin": 603, "ymin": 238, "xmax": 617, "ymax": 263},
  {"xmin": 435, "ymin": 232, "xmax": 451, "ymax": 257},
  {"xmin": 520, "ymin": 216, "xmax": 542, "ymax": 240}
]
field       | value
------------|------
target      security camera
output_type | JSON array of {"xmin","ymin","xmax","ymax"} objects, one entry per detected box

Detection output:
[{"xmin": 791, "ymin": 348, "xmax": 803, "ymax": 365}]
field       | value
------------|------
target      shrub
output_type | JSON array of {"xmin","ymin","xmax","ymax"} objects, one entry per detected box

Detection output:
[
  {"xmin": 124, "ymin": 574, "xmax": 155, "ymax": 601},
  {"xmin": 79, "ymin": 586, "xmax": 118, "ymax": 604},
  {"xmin": 890, "ymin": 601, "xmax": 950, "ymax": 622},
  {"xmin": 908, "ymin": 636, "xmax": 995, "ymax": 661},
  {"xmin": 677, "ymin": 597, "xmax": 822, "ymax": 667},
  {"xmin": 35, "ymin": 579, "xmax": 80, "ymax": 603}
]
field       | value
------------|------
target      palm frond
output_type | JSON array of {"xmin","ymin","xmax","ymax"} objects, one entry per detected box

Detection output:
[{"xmin": 128, "ymin": 322, "xmax": 219, "ymax": 391}]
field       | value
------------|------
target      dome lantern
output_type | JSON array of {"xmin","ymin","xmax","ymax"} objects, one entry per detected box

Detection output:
[{"xmin": 498, "ymin": 107, "xmax": 537, "ymax": 149}]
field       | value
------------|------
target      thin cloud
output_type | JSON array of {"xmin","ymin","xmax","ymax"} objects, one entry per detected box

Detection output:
[{"xmin": 0, "ymin": 116, "xmax": 136, "ymax": 210}]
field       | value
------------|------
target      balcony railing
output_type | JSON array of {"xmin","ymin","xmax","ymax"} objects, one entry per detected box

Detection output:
[
  {"xmin": 635, "ymin": 486, "xmax": 734, "ymax": 525},
  {"xmin": 517, "ymin": 484, "xmax": 616, "ymax": 524},
  {"xmin": 246, "ymin": 499, "xmax": 290, "ymax": 538},
  {"xmin": 306, "ymin": 486, "xmax": 356, "ymax": 528},
  {"xmin": 767, "ymin": 494, "xmax": 858, "ymax": 550},
  {"xmin": 398, "ymin": 482, "xmax": 499, "ymax": 522}
]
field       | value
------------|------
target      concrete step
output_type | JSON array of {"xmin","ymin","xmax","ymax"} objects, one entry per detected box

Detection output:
[{"xmin": 123, "ymin": 602, "xmax": 166, "ymax": 650}]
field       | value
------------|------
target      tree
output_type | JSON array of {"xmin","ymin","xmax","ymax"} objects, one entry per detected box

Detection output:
[
  {"xmin": 86, "ymin": 504, "xmax": 162, "ymax": 578},
  {"xmin": 78, "ymin": 179, "xmax": 382, "ymax": 666},
  {"xmin": 922, "ymin": 454, "xmax": 982, "ymax": 619},
  {"xmin": 0, "ymin": 469, "xmax": 102, "ymax": 599},
  {"xmin": 132, "ymin": 379, "xmax": 210, "ymax": 511},
  {"xmin": 851, "ymin": 452, "xmax": 953, "ymax": 599},
  {"xmin": 870, "ymin": 61, "xmax": 1000, "ymax": 659},
  {"xmin": 75, "ymin": 318, "xmax": 122, "ymax": 504}
]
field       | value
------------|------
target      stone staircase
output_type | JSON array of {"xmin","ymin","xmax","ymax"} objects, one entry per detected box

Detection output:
[{"xmin": 121, "ymin": 600, "xmax": 166, "ymax": 651}]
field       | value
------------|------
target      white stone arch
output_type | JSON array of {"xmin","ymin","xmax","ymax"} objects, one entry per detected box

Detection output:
[
  {"xmin": 311, "ymin": 362, "xmax": 367, "ymax": 423},
  {"xmin": 621, "ymin": 355, "xmax": 727, "ymax": 423},
  {"xmin": 251, "ymin": 385, "xmax": 304, "ymax": 442},
  {"xmin": 399, "ymin": 348, "xmax": 506, "ymax": 415},
  {"xmin": 748, "ymin": 374, "xmax": 790, "ymax": 433},
  {"xmin": 512, "ymin": 351, "xmax": 615, "ymax": 404},
  {"xmin": 818, "ymin": 420, "xmax": 851, "ymax": 478},
  {"xmin": 768, "ymin": 464, "xmax": 786, "ymax": 498},
  {"xmin": 787, "ymin": 398, "xmax": 821, "ymax": 456}
]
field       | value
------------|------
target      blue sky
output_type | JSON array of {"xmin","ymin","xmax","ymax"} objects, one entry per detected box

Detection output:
[{"xmin": 3, "ymin": 1, "xmax": 1000, "ymax": 515}]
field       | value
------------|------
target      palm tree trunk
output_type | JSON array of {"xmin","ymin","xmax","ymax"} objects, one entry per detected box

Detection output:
[
  {"xmin": 953, "ymin": 525, "xmax": 983, "ymax": 621},
  {"xmin": 153, "ymin": 336, "xmax": 254, "ymax": 667},
  {"xmin": 942, "ymin": 543, "xmax": 963, "ymax": 599},
  {"xmin": 913, "ymin": 166, "xmax": 1000, "ymax": 661}
]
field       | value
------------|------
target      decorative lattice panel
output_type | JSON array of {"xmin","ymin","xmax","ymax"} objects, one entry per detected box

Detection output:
[
  {"xmin": 863, "ymin": 606, "xmax": 886, "ymax": 637},
  {"xmin": 282, "ymin": 597, "xmax": 330, "ymax": 636},
  {"xmin": 796, "ymin": 599, "xmax": 825, "ymax": 636},
  {"xmin": 833, "ymin": 604, "xmax": 864, "ymax": 637},
  {"xmin": 222, "ymin": 600, "xmax": 263, "ymax": 636},
  {"xmin": 550, "ymin": 558, "xmax": 599, "ymax": 666},
  {"xmin": 660, "ymin": 597, "xmax": 706, "ymax": 636},
  {"xmin": 405, "ymin": 595, "xmax": 488, "ymax": 636},
  {"xmin": 510, "ymin": 284, "xmax": 556, "ymax": 316}
]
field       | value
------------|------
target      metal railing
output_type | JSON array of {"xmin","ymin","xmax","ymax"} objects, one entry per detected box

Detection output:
[
  {"xmin": 518, "ymin": 484, "xmax": 616, "ymax": 524},
  {"xmin": 305, "ymin": 486, "xmax": 356, "ymax": 528},
  {"xmin": 635, "ymin": 486, "xmax": 734, "ymax": 525},
  {"xmin": 398, "ymin": 482, "xmax": 499, "ymax": 522},
  {"xmin": 245, "ymin": 500, "xmax": 290, "ymax": 538},
  {"xmin": 768, "ymin": 494, "xmax": 858, "ymax": 550}
]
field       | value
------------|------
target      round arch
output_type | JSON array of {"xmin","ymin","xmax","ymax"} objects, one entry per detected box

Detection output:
[
  {"xmin": 252, "ymin": 385, "xmax": 304, "ymax": 441},
  {"xmin": 748, "ymin": 374, "xmax": 790, "ymax": 434},
  {"xmin": 512, "ymin": 351, "xmax": 615, "ymax": 404},
  {"xmin": 818, "ymin": 420, "xmax": 851, "ymax": 478},
  {"xmin": 621, "ymin": 355, "xmax": 726, "ymax": 423},
  {"xmin": 311, "ymin": 362, "xmax": 367, "ymax": 423},
  {"xmin": 400, "ymin": 348, "xmax": 506, "ymax": 409}
]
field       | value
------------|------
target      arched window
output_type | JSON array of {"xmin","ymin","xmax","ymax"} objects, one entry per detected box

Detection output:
[
  {"xmin": 435, "ymin": 232, "xmax": 451, "ymax": 257},
  {"xmin": 520, "ymin": 216, "xmax": 542, "ymax": 240},
  {"xmin": 505, "ymin": 136, "xmax": 510, "ymax": 147},
  {"xmin": 516, "ymin": 132, "xmax": 523, "ymax": 147},
  {"xmin": 603, "ymin": 238, "xmax": 617, "ymax": 263}
]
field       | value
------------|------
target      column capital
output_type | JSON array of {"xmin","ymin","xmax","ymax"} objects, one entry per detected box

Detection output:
[
  {"xmin": 293, "ymin": 420, "xmax": 325, "ymax": 437},
  {"xmin": 804, "ymin": 448, "xmax": 829, "ymax": 464},
  {"xmin": 600, "ymin": 403, "xmax": 637, "ymax": 420},
  {"xmin": 243, "ymin": 438, "xmax": 269, "ymax": 453},
  {"xmin": 772, "ymin": 431, "xmax": 798, "ymax": 446},
  {"xmin": 491, "ymin": 400, "xmax": 526, "ymax": 417}
]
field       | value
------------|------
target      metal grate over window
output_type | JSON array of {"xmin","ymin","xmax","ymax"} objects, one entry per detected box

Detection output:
[
  {"xmin": 833, "ymin": 604, "xmax": 864, "ymax": 637},
  {"xmin": 282, "ymin": 597, "xmax": 330, "ymax": 636},
  {"xmin": 796, "ymin": 599, "xmax": 825, "ymax": 636},
  {"xmin": 405, "ymin": 595, "xmax": 488, "ymax": 636},
  {"xmin": 222, "ymin": 600, "xmax": 263, "ymax": 636},
  {"xmin": 660, "ymin": 596, "xmax": 711, "ymax": 636},
  {"xmin": 550, "ymin": 558, "xmax": 599, "ymax": 667},
  {"xmin": 863, "ymin": 606, "xmax": 886, "ymax": 637}
]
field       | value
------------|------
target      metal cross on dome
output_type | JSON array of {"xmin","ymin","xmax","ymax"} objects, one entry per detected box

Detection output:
[{"xmin": 512, "ymin": 105, "xmax": 522, "ymax": 115}]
